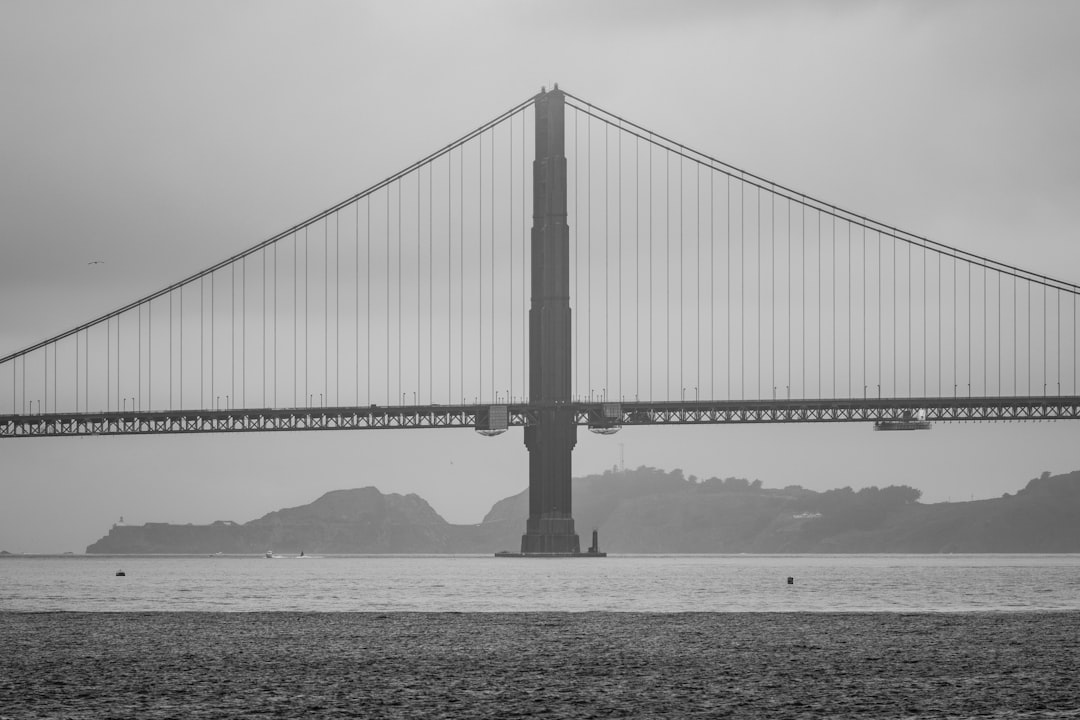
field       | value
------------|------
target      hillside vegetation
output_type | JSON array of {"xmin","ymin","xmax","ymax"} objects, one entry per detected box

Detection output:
[{"xmin": 86, "ymin": 469, "xmax": 1080, "ymax": 554}]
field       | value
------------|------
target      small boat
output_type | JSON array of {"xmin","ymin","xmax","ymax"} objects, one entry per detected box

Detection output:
[
  {"xmin": 115, "ymin": 570, "xmax": 126, "ymax": 577},
  {"xmin": 265, "ymin": 550, "xmax": 274, "ymax": 558}
]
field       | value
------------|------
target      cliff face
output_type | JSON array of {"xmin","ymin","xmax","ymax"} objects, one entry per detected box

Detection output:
[{"xmin": 86, "ymin": 470, "xmax": 1080, "ymax": 554}]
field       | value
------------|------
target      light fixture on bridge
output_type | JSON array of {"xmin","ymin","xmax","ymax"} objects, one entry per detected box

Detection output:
[
  {"xmin": 475, "ymin": 405, "xmax": 509, "ymax": 437},
  {"xmin": 587, "ymin": 403, "xmax": 622, "ymax": 435}
]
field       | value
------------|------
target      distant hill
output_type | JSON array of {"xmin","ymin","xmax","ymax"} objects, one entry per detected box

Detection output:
[
  {"xmin": 86, "ymin": 469, "xmax": 1080, "ymax": 554},
  {"xmin": 87, "ymin": 487, "xmax": 499, "ymax": 555}
]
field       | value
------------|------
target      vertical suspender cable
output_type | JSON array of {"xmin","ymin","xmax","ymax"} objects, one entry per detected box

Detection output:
[
  {"xmin": 337, "ymin": 209, "xmax": 341, "ymax": 405},
  {"xmin": 983, "ymin": 265, "xmax": 986, "ymax": 395},
  {"xmin": 385, "ymin": 189, "xmax": 390, "ymax": 404},
  {"xmin": 477, "ymin": 133, "xmax": 483, "ymax": 401},
  {"xmin": 443, "ymin": 151, "xmax": 450, "ymax": 402},
  {"xmin": 395, "ymin": 181, "xmax": 399, "ymax": 405},
  {"xmin": 574, "ymin": 111, "xmax": 579, "ymax": 398},
  {"xmin": 170, "ymin": 292, "xmax": 173, "ymax": 410},
  {"xmin": 117, "ymin": 307, "xmax": 121, "ymax": 411},
  {"xmin": 200, "ymin": 277, "xmax": 203, "ymax": 408},
  {"xmin": 419, "ymin": 171, "xmax": 423, "ymax": 402},
  {"xmin": 177, "ymin": 288, "xmax": 181, "ymax": 409},
  {"xmin": 266, "ymin": 243, "xmax": 270, "ymax": 406},
  {"xmin": 569, "ymin": 110, "xmax": 577, "ymax": 396},
  {"xmin": 293, "ymin": 234, "xmax": 297, "ymax": 407},
  {"xmin": 521, "ymin": 111, "xmax": 527, "ymax": 399},
  {"xmin": 459, "ymin": 148, "xmax": 463, "ymax": 402},
  {"xmin": 509, "ymin": 119, "xmax": 513, "ymax": 402},
  {"xmin": 205, "ymin": 275, "xmax": 213, "ymax": 409},
  {"xmin": 679, "ymin": 150, "xmax": 683, "ymax": 400},
  {"xmin": 232, "ymin": 264, "xmax": 236, "ymax": 407},
  {"xmin": 491, "ymin": 129, "xmax": 495, "ymax": 402},
  {"xmin": 605, "ymin": 123, "xmax": 610, "ymax": 398},
  {"xmin": 694, "ymin": 161, "xmax": 699, "ymax": 398},
  {"xmin": 207, "ymin": 272, "xmax": 212, "ymax": 408},
  {"xmin": 430, "ymin": 163, "xmax": 434, "ymax": 403},
  {"xmin": 661, "ymin": 145, "xmax": 668, "ymax": 399},
  {"xmin": 678, "ymin": 149, "xmax": 684, "ymax": 400},
  {"xmin": 274, "ymin": 238, "xmax": 278, "ymax": 408},
  {"xmin": 305, "ymin": 226, "xmax": 309, "ymax": 407},
  {"xmin": 138, "ymin": 306, "xmax": 142, "ymax": 410},
  {"xmin": 367, "ymin": 196, "xmax": 372, "ymax": 405},
  {"xmin": 355, "ymin": 202, "xmax": 359, "ymax": 405}
]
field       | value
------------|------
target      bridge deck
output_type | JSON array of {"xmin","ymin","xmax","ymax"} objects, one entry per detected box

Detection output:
[{"xmin": 2, "ymin": 396, "xmax": 1078, "ymax": 438}]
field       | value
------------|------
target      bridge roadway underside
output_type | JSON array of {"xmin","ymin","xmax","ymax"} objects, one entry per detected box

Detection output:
[{"xmin": 2, "ymin": 396, "xmax": 1079, "ymax": 438}]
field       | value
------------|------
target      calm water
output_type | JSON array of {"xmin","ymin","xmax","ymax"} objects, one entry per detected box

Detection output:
[{"xmin": 2, "ymin": 554, "xmax": 1078, "ymax": 613}]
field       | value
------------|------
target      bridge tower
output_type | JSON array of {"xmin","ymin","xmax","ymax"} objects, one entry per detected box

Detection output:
[{"xmin": 520, "ymin": 86, "xmax": 580, "ymax": 555}]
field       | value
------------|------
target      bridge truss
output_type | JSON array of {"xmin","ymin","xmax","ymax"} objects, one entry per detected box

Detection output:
[{"xmin": 4, "ymin": 395, "xmax": 1079, "ymax": 439}]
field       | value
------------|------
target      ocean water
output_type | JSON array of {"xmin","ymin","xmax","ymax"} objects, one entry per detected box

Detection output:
[{"xmin": 3, "ymin": 553, "xmax": 1079, "ymax": 612}]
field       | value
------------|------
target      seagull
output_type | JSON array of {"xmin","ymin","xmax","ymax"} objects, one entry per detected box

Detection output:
[{"xmin": 87, "ymin": 260, "xmax": 105, "ymax": 265}]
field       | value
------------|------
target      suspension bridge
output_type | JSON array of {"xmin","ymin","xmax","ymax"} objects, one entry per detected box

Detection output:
[{"xmin": 3, "ymin": 85, "xmax": 1079, "ymax": 553}]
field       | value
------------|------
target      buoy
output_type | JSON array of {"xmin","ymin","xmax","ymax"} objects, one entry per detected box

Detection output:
[{"xmin": 786, "ymin": 576, "xmax": 794, "ymax": 585}]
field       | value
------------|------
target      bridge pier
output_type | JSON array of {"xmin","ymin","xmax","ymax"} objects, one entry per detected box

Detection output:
[
  {"xmin": 521, "ymin": 407, "xmax": 579, "ymax": 554},
  {"xmin": 518, "ymin": 85, "xmax": 584, "ymax": 556}
]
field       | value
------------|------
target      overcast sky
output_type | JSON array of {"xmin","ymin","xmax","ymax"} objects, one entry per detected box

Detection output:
[{"xmin": 2, "ymin": 0, "xmax": 1079, "ymax": 553}]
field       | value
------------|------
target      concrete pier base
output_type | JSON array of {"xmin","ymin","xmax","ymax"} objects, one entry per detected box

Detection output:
[{"xmin": 521, "ymin": 516, "xmax": 579, "ymax": 554}]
